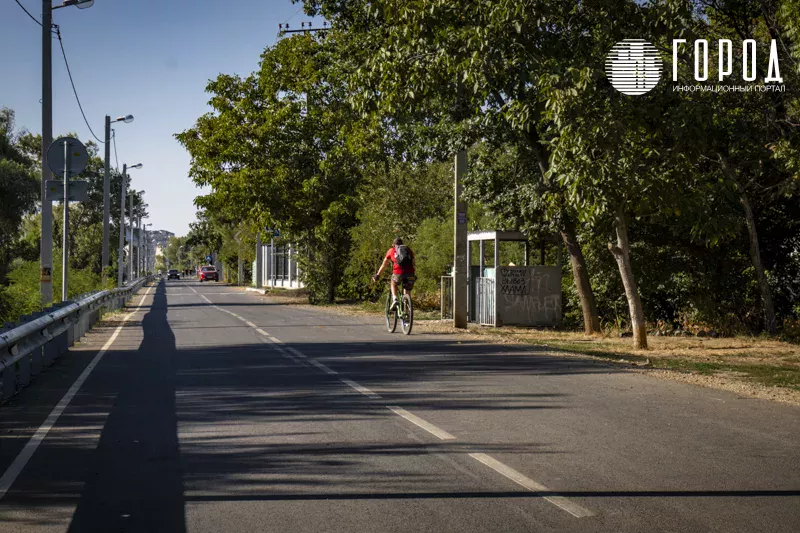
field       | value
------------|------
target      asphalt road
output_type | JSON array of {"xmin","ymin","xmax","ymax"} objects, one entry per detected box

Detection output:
[{"xmin": 1, "ymin": 278, "xmax": 798, "ymax": 532}]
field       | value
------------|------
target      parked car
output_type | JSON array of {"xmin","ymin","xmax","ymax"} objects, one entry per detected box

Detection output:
[
  {"xmin": 199, "ymin": 266, "xmax": 219, "ymax": 282},
  {"xmin": 167, "ymin": 269, "xmax": 180, "ymax": 280}
]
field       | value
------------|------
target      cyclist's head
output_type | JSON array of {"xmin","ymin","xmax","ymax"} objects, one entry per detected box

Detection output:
[{"xmin": 393, "ymin": 237, "xmax": 403, "ymax": 246}]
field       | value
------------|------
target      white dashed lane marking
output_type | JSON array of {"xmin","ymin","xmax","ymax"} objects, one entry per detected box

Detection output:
[{"xmin": 188, "ymin": 284, "xmax": 594, "ymax": 518}]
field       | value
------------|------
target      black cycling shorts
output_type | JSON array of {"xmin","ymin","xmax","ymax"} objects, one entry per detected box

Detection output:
[{"xmin": 391, "ymin": 273, "xmax": 417, "ymax": 290}]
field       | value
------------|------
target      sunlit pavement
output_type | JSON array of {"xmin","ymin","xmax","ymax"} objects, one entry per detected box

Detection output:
[{"xmin": 1, "ymin": 279, "xmax": 798, "ymax": 533}]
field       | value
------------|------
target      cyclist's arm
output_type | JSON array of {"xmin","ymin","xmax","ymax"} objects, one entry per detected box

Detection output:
[{"xmin": 375, "ymin": 256, "xmax": 391, "ymax": 278}]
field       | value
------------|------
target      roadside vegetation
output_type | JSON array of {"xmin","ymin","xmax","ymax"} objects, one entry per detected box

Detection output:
[
  {"xmin": 3, "ymin": 2, "xmax": 800, "ymax": 353},
  {"xmin": 0, "ymin": 108, "xmax": 145, "ymax": 323},
  {"xmin": 175, "ymin": 0, "xmax": 800, "ymax": 349}
]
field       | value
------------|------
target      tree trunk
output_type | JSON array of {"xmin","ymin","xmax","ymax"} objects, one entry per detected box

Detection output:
[
  {"xmin": 608, "ymin": 208, "xmax": 648, "ymax": 349},
  {"xmin": 720, "ymin": 155, "xmax": 777, "ymax": 334},
  {"xmin": 737, "ymin": 183, "xmax": 777, "ymax": 334},
  {"xmin": 522, "ymin": 129, "xmax": 601, "ymax": 335},
  {"xmin": 560, "ymin": 215, "xmax": 601, "ymax": 335}
]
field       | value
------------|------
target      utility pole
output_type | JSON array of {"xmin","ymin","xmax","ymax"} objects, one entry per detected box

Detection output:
[
  {"xmin": 118, "ymin": 165, "xmax": 127, "ymax": 287},
  {"xmin": 453, "ymin": 150, "xmax": 468, "ymax": 328},
  {"xmin": 136, "ymin": 215, "xmax": 141, "ymax": 278},
  {"xmin": 129, "ymin": 192, "xmax": 134, "ymax": 282},
  {"xmin": 256, "ymin": 233, "xmax": 263, "ymax": 288},
  {"xmin": 277, "ymin": 21, "xmax": 329, "ymax": 36},
  {"xmin": 40, "ymin": 0, "xmax": 53, "ymax": 304},
  {"xmin": 102, "ymin": 114, "xmax": 133, "ymax": 277},
  {"xmin": 102, "ymin": 115, "xmax": 111, "ymax": 276},
  {"xmin": 40, "ymin": 0, "xmax": 95, "ymax": 302}
]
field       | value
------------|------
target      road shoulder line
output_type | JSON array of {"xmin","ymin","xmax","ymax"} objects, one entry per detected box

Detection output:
[{"xmin": 0, "ymin": 284, "xmax": 154, "ymax": 500}]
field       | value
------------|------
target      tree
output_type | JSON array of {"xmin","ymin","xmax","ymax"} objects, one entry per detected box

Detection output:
[
  {"xmin": 303, "ymin": 0, "xmax": 605, "ymax": 333},
  {"xmin": 177, "ymin": 33, "xmax": 381, "ymax": 302},
  {"xmin": 0, "ymin": 108, "xmax": 39, "ymax": 285},
  {"xmin": 689, "ymin": 0, "xmax": 800, "ymax": 334}
]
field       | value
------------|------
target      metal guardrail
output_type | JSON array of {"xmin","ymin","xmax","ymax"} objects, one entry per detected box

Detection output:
[{"xmin": 0, "ymin": 277, "xmax": 151, "ymax": 404}]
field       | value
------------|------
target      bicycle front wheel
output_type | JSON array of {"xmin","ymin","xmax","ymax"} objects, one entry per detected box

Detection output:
[
  {"xmin": 385, "ymin": 293, "xmax": 397, "ymax": 333},
  {"xmin": 401, "ymin": 294, "xmax": 413, "ymax": 335}
]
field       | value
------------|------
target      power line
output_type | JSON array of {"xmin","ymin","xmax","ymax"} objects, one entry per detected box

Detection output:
[
  {"xmin": 13, "ymin": 0, "xmax": 41, "ymax": 26},
  {"xmin": 54, "ymin": 25, "xmax": 105, "ymax": 144},
  {"xmin": 283, "ymin": 5, "xmax": 304, "ymax": 25}
]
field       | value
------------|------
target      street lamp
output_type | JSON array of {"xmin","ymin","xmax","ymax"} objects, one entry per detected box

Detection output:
[
  {"xmin": 53, "ymin": 0, "xmax": 95, "ymax": 8},
  {"xmin": 118, "ymin": 163, "xmax": 142, "ymax": 287},
  {"xmin": 40, "ymin": 0, "xmax": 95, "ymax": 304},
  {"xmin": 102, "ymin": 115, "xmax": 134, "ymax": 278}
]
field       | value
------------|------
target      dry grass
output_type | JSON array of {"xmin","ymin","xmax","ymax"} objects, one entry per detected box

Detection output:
[{"xmin": 420, "ymin": 322, "xmax": 800, "ymax": 404}]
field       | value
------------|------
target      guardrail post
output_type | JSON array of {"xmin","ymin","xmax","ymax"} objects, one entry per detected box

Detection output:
[{"xmin": 1, "ymin": 365, "xmax": 14, "ymax": 403}]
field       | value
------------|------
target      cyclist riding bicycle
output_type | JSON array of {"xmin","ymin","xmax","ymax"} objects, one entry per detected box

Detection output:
[{"xmin": 372, "ymin": 237, "xmax": 416, "ymax": 309}]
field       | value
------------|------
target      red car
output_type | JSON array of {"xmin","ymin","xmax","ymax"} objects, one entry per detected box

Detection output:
[{"xmin": 199, "ymin": 266, "xmax": 219, "ymax": 282}]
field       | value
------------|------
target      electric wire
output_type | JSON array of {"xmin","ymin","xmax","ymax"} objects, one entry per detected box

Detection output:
[
  {"xmin": 283, "ymin": 5, "xmax": 304, "ymax": 24},
  {"xmin": 13, "ymin": 0, "xmax": 41, "ymax": 26},
  {"xmin": 54, "ymin": 25, "xmax": 105, "ymax": 143}
]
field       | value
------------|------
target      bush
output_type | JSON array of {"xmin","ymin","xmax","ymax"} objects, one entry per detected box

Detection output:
[{"xmin": 0, "ymin": 258, "xmax": 105, "ymax": 324}]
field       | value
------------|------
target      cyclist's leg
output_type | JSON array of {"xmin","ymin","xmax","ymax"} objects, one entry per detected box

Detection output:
[
  {"xmin": 402, "ymin": 274, "xmax": 416, "ymax": 296},
  {"xmin": 390, "ymin": 275, "xmax": 399, "ymax": 306}
]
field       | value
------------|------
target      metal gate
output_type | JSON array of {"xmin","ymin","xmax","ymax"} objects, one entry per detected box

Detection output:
[
  {"xmin": 475, "ymin": 277, "xmax": 496, "ymax": 326},
  {"xmin": 441, "ymin": 276, "xmax": 454, "ymax": 319}
]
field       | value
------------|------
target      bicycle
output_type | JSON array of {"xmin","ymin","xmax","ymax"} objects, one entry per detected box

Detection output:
[{"xmin": 382, "ymin": 279, "xmax": 414, "ymax": 335}]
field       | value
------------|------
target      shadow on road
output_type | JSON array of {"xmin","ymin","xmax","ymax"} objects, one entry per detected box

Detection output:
[{"xmin": 66, "ymin": 280, "xmax": 186, "ymax": 533}]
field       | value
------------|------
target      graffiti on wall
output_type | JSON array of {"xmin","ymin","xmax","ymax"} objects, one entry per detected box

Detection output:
[{"xmin": 498, "ymin": 266, "xmax": 561, "ymax": 325}]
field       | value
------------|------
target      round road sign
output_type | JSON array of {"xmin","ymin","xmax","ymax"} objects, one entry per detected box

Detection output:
[{"xmin": 47, "ymin": 137, "xmax": 89, "ymax": 178}]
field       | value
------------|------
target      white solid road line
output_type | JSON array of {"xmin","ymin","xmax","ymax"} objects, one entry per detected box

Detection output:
[
  {"xmin": 468, "ymin": 453, "xmax": 594, "ymax": 518},
  {"xmin": 387, "ymin": 406, "xmax": 456, "ymax": 440},
  {"xmin": 0, "ymin": 285, "xmax": 155, "ymax": 501}
]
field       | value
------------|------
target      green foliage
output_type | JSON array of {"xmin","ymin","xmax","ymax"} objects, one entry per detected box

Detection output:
[
  {"xmin": 341, "ymin": 161, "xmax": 452, "ymax": 299},
  {"xmin": 177, "ymin": 34, "xmax": 386, "ymax": 302},
  {"xmin": 0, "ymin": 257, "xmax": 105, "ymax": 324},
  {"xmin": 172, "ymin": 1, "xmax": 800, "ymax": 337},
  {"xmin": 0, "ymin": 108, "xmax": 39, "ymax": 285}
]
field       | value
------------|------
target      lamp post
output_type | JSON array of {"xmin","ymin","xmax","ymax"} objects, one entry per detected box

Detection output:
[
  {"xmin": 103, "ymin": 114, "xmax": 133, "ymax": 278},
  {"xmin": 130, "ymin": 193, "xmax": 147, "ymax": 281},
  {"xmin": 129, "ymin": 192, "xmax": 135, "ymax": 282},
  {"xmin": 118, "ymin": 163, "xmax": 142, "ymax": 286},
  {"xmin": 143, "ymin": 223, "xmax": 152, "ymax": 274},
  {"xmin": 40, "ymin": 0, "xmax": 94, "ymax": 304}
]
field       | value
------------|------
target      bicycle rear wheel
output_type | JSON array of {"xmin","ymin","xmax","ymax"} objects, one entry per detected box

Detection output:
[
  {"xmin": 400, "ymin": 294, "xmax": 413, "ymax": 335},
  {"xmin": 385, "ymin": 292, "xmax": 397, "ymax": 333}
]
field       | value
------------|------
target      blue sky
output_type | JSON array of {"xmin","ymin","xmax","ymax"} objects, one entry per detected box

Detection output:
[{"xmin": 2, "ymin": 0, "xmax": 316, "ymax": 236}]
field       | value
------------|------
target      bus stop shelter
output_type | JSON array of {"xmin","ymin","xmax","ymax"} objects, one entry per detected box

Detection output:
[{"xmin": 467, "ymin": 231, "xmax": 562, "ymax": 327}]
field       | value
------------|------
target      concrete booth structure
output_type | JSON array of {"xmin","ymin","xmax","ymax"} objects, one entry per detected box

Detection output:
[
  {"xmin": 467, "ymin": 231, "xmax": 562, "ymax": 327},
  {"xmin": 253, "ymin": 238, "xmax": 304, "ymax": 290}
]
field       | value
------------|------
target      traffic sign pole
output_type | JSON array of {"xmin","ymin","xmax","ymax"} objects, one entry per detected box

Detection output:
[
  {"xmin": 45, "ymin": 137, "xmax": 88, "ymax": 301},
  {"xmin": 62, "ymin": 141, "xmax": 70, "ymax": 301}
]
